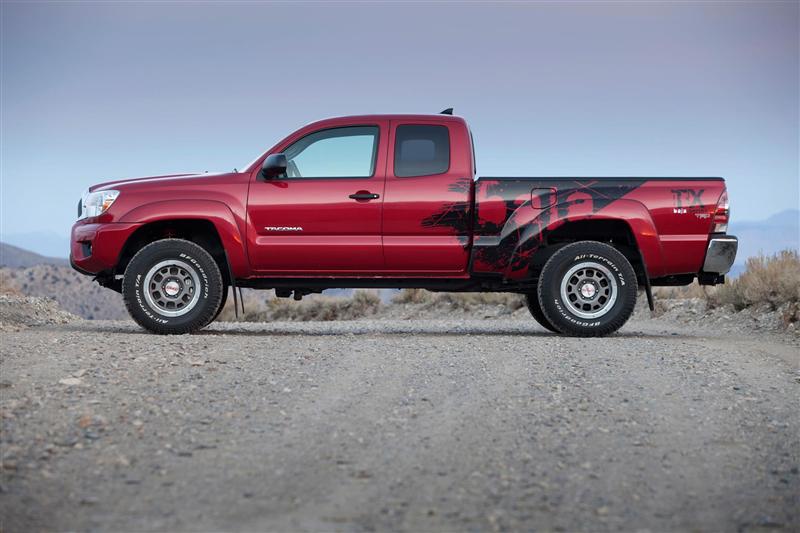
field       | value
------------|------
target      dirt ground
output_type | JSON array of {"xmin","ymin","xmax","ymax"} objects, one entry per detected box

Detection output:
[{"xmin": 1, "ymin": 315, "xmax": 798, "ymax": 532}]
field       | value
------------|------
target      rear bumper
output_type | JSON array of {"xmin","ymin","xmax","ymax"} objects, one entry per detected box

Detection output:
[{"xmin": 702, "ymin": 235, "xmax": 738, "ymax": 274}]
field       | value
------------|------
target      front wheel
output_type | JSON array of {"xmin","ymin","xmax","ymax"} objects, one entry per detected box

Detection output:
[
  {"xmin": 212, "ymin": 284, "xmax": 230, "ymax": 321},
  {"xmin": 537, "ymin": 241, "xmax": 638, "ymax": 337},
  {"xmin": 122, "ymin": 239, "xmax": 224, "ymax": 334}
]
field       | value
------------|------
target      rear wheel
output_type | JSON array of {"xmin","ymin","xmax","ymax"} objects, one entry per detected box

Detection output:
[
  {"xmin": 537, "ymin": 241, "xmax": 637, "ymax": 337},
  {"xmin": 524, "ymin": 293, "xmax": 558, "ymax": 332},
  {"xmin": 122, "ymin": 239, "xmax": 223, "ymax": 334}
]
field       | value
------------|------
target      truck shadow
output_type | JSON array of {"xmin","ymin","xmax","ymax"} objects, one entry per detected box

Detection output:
[
  {"xmin": 60, "ymin": 321, "xmax": 680, "ymax": 339},
  {"xmin": 196, "ymin": 327, "xmax": 677, "ymax": 339}
]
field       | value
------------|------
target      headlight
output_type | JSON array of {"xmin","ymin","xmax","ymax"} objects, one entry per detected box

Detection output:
[{"xmin": 78, "ymin": 190, "xmax": 119, "ymax": 220}]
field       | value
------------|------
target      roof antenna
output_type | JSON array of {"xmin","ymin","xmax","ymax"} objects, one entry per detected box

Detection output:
[{"xmin": 440, "ymin": 108, "xmax": 453, "ymax": 115}]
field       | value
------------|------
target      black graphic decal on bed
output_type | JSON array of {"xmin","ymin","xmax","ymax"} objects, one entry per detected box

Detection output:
[{"xmin": 470, "ymin": 179, "xmax": 645, "ymax": 277}]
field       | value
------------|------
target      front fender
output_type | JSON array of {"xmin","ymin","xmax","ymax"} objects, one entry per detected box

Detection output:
[{"xmin": 118, "ymin": 199, "xmax": 251, "ymax": 277}]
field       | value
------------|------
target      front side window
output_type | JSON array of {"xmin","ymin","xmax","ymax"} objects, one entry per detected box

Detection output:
[
  {"xmin": 394, "ymin": 124, "xmax": 450, "ymax": 177},
  {"xmin": 283, "ymin": 126, "xmax": 378, "ymax": 178}
]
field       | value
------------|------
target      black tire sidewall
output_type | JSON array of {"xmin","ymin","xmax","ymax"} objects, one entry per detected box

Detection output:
[
  {"xmin": 525, "ymin": 293, "xmax": 559, "ymax": 332},
  {"xmin": 538, "ymin": 242, "xmax": 637, "ymax": 336},
  {"xmin": 212, "ymin": 284, "xmax": 230, "ymax": 321},
  {"xmin": 123, "ymin": 240, "xmax": 223, "ymax": 334}
]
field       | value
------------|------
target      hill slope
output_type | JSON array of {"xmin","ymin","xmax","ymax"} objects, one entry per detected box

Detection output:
[
  {"xmin": 0, "ymin": 232, "xmax": 69, "ymax": 260},
  {"xmin": 0, "ymin": 242, "xmax": 68, "ymax": 268},
  {"xmin": 0, "ymin": 264, "xmax": 127, "ymax": 320},
  {"xmin": 729, "ymin": 209, "xmax": 799, "ymax": 262}
]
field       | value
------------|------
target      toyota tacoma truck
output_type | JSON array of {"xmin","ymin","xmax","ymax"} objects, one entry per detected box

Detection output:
[{"xmin": 70, "ymin": 111, "xmax": 738, "ymax": 336}]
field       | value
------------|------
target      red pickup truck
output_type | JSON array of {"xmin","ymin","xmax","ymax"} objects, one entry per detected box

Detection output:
[{"xmin": 70, "ymin": 111, "xmax": 737, "ymax": 336}]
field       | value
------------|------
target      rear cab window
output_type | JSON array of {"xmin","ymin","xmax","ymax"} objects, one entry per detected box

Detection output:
[{"xmin": 394, "ymin": 125, "xmax": 450, "ymax": 177}]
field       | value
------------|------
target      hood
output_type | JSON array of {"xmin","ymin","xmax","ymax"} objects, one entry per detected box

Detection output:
[{"xmin": 90, "ymin": 172, "xmax": 229, "ymax": 192}]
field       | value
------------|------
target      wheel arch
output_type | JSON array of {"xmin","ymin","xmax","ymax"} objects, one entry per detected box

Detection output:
[
  {"xmin": 536, "ymin": 219, "xmax": 647, "ymax": 286},
  {"xmin": 507, "ymin": 199, "xmax": 665, "ymax": 283},
  {"xmin": 116, "ymin": 200, "xmax": 251, "ymax": 281}
]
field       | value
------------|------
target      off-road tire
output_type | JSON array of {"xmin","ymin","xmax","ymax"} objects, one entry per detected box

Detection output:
[
  {"xmin": 122, "ymin": 239, "xmax": 224, "ymax": 334},
  {"xmin": 524, "ymin": 293, "xmax": 558, "ymax": 332},
  {"xmin": 538, "ymin": 241, "xmax": 637, "ymax": 337}
]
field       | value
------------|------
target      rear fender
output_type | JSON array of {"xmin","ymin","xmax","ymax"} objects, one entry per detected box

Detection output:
[
  {"xmin": 500, "ymin": 199, "xmax": 665, "ymax": 280},
  {"xmin": 118, "ymin": 200, "xmax": 251, "ymax": 277}
]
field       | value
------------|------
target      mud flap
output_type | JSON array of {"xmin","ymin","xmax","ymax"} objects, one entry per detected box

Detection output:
[
  {"xmin": 637, "ymin": 249, "xmax": 655, "ymax": 313},
  {"xmin": 223, "ymin": 250, "xmax": 240, "ymax": 318}
]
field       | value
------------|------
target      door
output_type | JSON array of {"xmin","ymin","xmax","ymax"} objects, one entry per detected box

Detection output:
[
  {"xmin": 247, "ymin": 123, "xmax": 388, "ymax": 274},
  {"xmin": 381, "ymin": 120, "xmax": 474, "ymax": 274}
]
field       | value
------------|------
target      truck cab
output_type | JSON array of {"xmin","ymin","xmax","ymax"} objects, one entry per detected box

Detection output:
[{"xmin": 244, "ymin": 114, "xmax": 475, "ymax": 276}]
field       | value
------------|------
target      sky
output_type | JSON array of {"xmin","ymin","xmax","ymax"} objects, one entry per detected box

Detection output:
[{"xmin": 1, "ymin": 1, "xmax": 798, "ymax": 248}]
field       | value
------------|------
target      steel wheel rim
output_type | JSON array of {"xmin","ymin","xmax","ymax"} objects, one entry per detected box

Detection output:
[
  {"xmin": 143, "ymin": 259, "xmax": 201, "ymax": 317},
  {"xmin": 560, "ymin": 261, "xmax": 618, "ymax": 319}
]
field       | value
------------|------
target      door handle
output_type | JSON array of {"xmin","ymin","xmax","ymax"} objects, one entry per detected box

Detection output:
[{"xmin": 349, "ymin": 192, "xmax": 380, "ymax": 200}]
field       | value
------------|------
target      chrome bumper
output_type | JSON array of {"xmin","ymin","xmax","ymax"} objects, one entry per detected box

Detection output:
[{"xmin": 702, "ymin": 235, "xmax": 738, "ymax": 274}]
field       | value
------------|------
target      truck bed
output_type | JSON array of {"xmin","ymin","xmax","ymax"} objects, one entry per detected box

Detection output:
[{"xmin": 470, "ymin": 176, "xmax": 727, "ymax": 280}]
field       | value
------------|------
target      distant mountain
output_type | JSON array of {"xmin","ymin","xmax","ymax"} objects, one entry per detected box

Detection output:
[
  {"xmin": 0, "ymin": 232, "xmax": 70, "ymax": 259},
  {"xmin": 0, "ymin": 242, "xmax": 68, "ymax": 268},
  {"xmin": 728, "ymin": 208, "xmax": 799, "ymax": 264}
]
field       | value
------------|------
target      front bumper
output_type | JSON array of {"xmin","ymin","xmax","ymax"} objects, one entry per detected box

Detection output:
[
  {"xmin": 702, "ymin": 235, "xmax": 738, "ymax": 274},
  {"xmin": 70, "ymin": 221, "xmax": 142, "ymax": 276}
]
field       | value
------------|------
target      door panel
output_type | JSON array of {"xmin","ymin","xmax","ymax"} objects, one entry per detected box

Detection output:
[
  {"xmin": 247, "ymin": 122, "xmax": 388, "ymax": 274},
  {"xmin": 381, "ymin": 120, "xmax": 473, "ymax": 274}
]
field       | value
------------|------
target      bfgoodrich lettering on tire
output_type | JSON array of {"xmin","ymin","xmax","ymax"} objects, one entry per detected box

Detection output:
[
  {"xmin": 122, "ymin": 239, "xmax": 223, "ymax": 334},
  {"xmin": 537, "ymin": 241, "xmax": 638, "ymax": 337}
]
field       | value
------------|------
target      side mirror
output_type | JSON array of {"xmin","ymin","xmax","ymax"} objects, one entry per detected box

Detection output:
[{"xmin": 261, "ymin": 153, "xmax": 287, "ymax": 179}]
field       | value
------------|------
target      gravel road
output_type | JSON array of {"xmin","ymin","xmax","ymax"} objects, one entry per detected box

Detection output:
[{"xmin": 1, "ymin": 316, "xmax": 798, "ymax": 532}]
